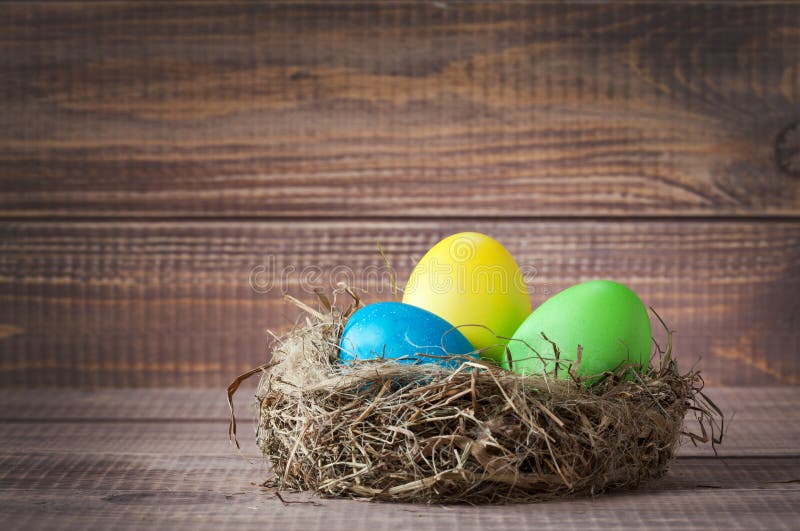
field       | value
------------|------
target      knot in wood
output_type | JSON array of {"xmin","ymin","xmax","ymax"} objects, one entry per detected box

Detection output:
[{"xmin": 776, "ymin": 121, "xmax": 800, "ymax": 177}]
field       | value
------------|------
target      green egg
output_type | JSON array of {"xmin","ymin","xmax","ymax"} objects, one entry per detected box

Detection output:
[{"xmin": 505, "ymin": 280, "xmax": 652, "ymax": 381}]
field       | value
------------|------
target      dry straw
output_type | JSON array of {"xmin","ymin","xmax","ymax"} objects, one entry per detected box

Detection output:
[{"xmin": 229, "ymin": 289, "xmax": 722, "ymax": 504}]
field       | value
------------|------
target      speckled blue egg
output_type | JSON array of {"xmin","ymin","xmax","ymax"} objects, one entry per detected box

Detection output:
[{"xmin": 338, "ymin": 302, "xmax": 477, "ymax": 369}]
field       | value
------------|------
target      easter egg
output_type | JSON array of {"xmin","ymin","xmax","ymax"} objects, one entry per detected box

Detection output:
[
  {"xmin": 506, "ymin": 280, "xmax": 652, "ymax": 380},
  {"xmin": 338, "ymin": 302, "xmax": 477, "ymax": 369},
  {"xmin": 403, "ymin": 232, "xmax": 531, "ymax": 364}
]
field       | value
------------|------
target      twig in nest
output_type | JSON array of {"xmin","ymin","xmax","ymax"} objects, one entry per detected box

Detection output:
[{"xmin": 228, "ymin": 362, "xmax": 276, "ymax": 449}]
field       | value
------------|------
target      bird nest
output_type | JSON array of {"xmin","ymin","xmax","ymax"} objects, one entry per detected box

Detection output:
[{"xmin": 228, "ymin": 291, "xmax": 722, "ymax": 504}]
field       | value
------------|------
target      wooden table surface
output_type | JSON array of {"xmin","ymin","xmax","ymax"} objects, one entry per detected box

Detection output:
[{"xmin": 1, "ymin": 387, "xmax": 798, "ymax": 530}]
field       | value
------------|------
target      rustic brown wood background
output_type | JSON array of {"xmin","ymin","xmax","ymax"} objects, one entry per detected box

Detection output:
[{"xmin": 1, "ymin": 2, "xmax": 798, "ymax": 388}]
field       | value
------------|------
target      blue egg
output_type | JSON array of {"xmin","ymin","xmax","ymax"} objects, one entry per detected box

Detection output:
[{"xmin": 338, "ymin": 302, "xmax": 477, "ymax": 369}]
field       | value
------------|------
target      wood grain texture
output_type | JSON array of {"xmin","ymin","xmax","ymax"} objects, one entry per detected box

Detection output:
[
  {"xmin": 1, "ymin": 389, "xmax": 799, "ymax": 531},
  {"xmin": 0, "ymin": 221, "xmax": 797, "ymax": 388},
  {"xmin": 3, "ymin": 387, "xmax": 797, "ymax": 458},
  {"xmin": 3, "ymin": 452, "xmax": 797, "ymax": 530},
  {"xmin": 1, "ymin": 2, "xmax": 799, "ymax": 218}
]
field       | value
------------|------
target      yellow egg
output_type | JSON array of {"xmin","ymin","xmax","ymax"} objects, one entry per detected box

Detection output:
[{"xmin": 403, "ymin": 232, "xmax": 531, "ymax": 364}]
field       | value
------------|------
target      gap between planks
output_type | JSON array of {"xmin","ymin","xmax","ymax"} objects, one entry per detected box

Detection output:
[{"xmin": 2, "ymin": 215, "xmax": 800, "ymax": 223}]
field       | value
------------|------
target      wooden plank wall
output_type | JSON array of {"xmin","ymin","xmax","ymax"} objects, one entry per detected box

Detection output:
[{"xmin": 1, "ymin": 3, "xmax": 798, "ymax": 387}]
